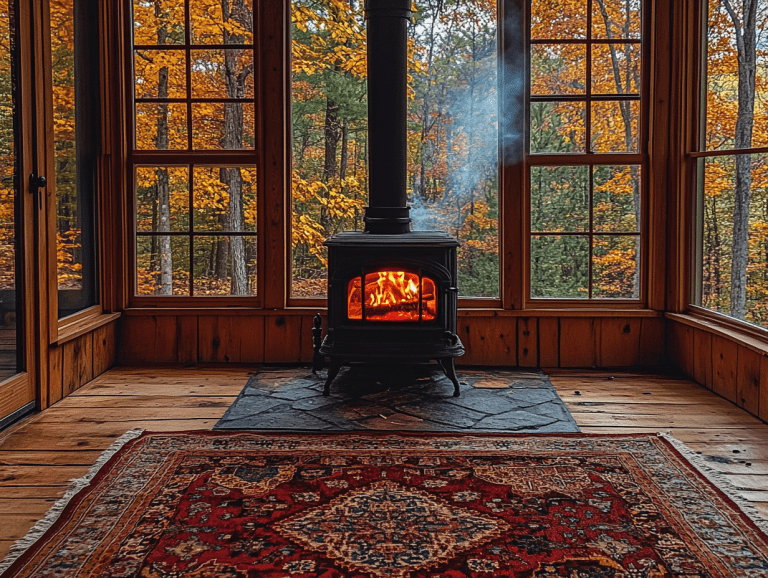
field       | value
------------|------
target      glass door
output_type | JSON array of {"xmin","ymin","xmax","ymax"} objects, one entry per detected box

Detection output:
[{"xmin": 0, "ymin": 0, "xmax": 38, "ymax": 427}]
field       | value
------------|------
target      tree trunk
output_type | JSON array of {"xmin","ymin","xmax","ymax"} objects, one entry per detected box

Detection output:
[
  {"xmin": 154, "ymin": 3, "xmax": 172, "ymax": 295},
  {"xmin": 723, "ymin": 0, "xmax": 757, "ymax": 319},
  {"xmin": 339, "ymin": 121, "xmax": 348, "ymax": 180},
  {"xmin": 220, "ymin": 0, "xmax": 253, "ymax": 295}
]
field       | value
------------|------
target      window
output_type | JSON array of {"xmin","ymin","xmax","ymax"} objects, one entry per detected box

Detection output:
[
  {"xmin": 290, "ymin": 0, "xmax": 499, "ymax": 299},
  {"xmin": 528, "ymin": 0, "xmax": 644, "ymax": 301},
  {"xmin": 52, "ymin": 0, "xmax": 100, "ymax": 318},
  {"xmin": 131, "ymin": 0, "xmax": 259, "ymax": 297},
  {"xmin": 693, "ymin": 0, "xmax": 768, "ymax": 328}
]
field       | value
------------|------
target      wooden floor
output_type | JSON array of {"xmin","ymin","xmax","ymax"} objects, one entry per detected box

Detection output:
[{"xmin": 1, "ymin": 365, "xmax": 767, "ymax": 559}]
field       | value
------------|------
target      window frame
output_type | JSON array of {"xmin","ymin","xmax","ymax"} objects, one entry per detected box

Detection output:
[
  {"xmin": 688, "ymin": 0, "xmax": 768, "ymax": 334},
  {"xmin": 125, "ymin": 0, "xmax": 266, "ymax": 307},
  {"xmin": 524, "ymin": 0, "xmax": 650, "ymax": 308}
]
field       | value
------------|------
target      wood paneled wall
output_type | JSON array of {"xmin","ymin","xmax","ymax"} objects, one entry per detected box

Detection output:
[
  {"xmin": 48, "ymin": 321, "xmax": 118, "ymax": 405},
  {"xmin": 119, "ymin": 313, "xmax": 665, "ymax": 369},
  {"xmin": 667, "ymin": 316, "xmax": 768, "ymax": 423}
]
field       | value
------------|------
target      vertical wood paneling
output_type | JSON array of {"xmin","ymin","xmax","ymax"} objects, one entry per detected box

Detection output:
[
  {"xmin": 538, "ymin": 317, "xmax": 559, "ymax": 367},
  {"xmin": 692, "ymin": 328, "xmax": 713, "ymax": 389},
  {"xmin": 517, "ymin": 318, "xmax": 538, "ymax": 367},
  {"xmin": 176, "ymin": 317, "xmax": 199, "ymax": 364},
  {"xmin": 264, "ymin": 315, "xmax": 312, "ymax": 363},
  {"xmin": 667, "ymin": 320, "xmax": 694, "ymax": 377},
  {"xmin": 119, "ymin": 316, "xmax": 179, "ymax": 363},
  {"xmin": 63, "ymin": 334, "xmax": 93, "ymax": 396},
  {"xmin": 92, "ymin": 322, "xmax": 117, "ymax": 377},
  {"xmin": 48, "ymin": 346, "xmax": 63, "ymax": 405},
  {"xmin": 559, "ymin": 318, "xmax": 598, "ymax": 368},
  {"xmin": 736, "ymin": 346, "xmax": 761, "ymax": 415},
  {"xmin": 199, "ymin": 316, "xmax": 264, "ymax": 363},
  {"xmin": 599, "ymin": 318, "xmax": 641, "ymax": 367},
  {"xmin": 458, "ymin": 318, "xmax": 516, "ymax": 366},
  {"xmin": 711, "ymin": 334, "xmax": 738, "ymax": 403},
  {"xmin": 638, "ymin": 317, "xmax": 664, "ymax": 366},
  {"xmin": 760, "ymin": 354, "xmax": 768, "ymax": 423}
]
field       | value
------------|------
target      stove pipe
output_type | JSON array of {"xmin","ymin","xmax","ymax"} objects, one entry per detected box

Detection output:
[{"xmin": 363, "ymin": 0, "xmax": 411, "ymax": 234}]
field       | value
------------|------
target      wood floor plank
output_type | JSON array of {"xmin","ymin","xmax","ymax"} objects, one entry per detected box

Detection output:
[
  {"xmin": 0, "ymin": 451, "xmax": 104, "ymax": 466},
  {"xmin": 0, "ymin": 498, "xmax": 57, "ymax": 515},
  {"xmin": 0, "ymin": 466, "xmax": 91, "ymax": 487}
]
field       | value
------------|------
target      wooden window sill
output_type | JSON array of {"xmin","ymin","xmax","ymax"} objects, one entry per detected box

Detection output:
[
  {"xmin": 666, "ymin": 311, "xmax": 768, "ymax": 356},
  {"xmin": 55, "ymin": 312, "xmax": 122, "ymax": 345}
]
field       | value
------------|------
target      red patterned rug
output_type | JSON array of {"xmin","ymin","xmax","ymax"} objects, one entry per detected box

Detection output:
[{"xmin": 1, "ymin": 431, "xmax": 767, "ymax": 577}]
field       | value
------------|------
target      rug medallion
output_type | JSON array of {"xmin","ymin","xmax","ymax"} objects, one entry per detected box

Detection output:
[{"xmin": 1, "ymin": 432, "xmax": 767, "ymax": 577}]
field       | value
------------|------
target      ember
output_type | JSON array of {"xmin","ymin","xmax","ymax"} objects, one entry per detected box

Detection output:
[{"xmin": 347, "ymin": 271, "xmax": 437, "ymax": 321}]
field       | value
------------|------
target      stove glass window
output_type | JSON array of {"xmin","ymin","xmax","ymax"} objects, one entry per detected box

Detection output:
[{"xmin": 347, "ymin": 271, "xmax": 437, "ymax": 322}]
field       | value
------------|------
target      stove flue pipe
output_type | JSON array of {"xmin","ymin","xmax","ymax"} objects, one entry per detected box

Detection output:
[{"xmin": 363, "ymin": 0, "xmax": 412, "ymax": 234}]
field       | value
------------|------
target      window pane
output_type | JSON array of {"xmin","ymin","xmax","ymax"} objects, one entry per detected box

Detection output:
[
  {"xmin": 136, "ymin": 235, "xmax": 190, "ymax": 295},
  {"xmin": 133, "ymin": 0, "xmax": 185, "ymax": 45},
  {"xmin": 192, "ymin": 166, "xmax": 257, "ymax": 232},
  {"xmin": 192, "ymin": 102, "xmax": 255, "ymax": 149},
  {"xmin": 593, "ymin": 235, "xmax": 639, "ymax": 298},
  {"xmin": 591, "ymin": 43, "xmax": 641, "ymax": 95},
  {"xmin": 134, "ymin": 49, "xmax": 187, "ymax": 99},
  {"xmin": 593, "ymin": 165, "xmax": 640, "ymax": 232},
  {"xmin": 531, "ymin": 44, "xmax": 586, "ymax": 96},
  {"xmin": 531, "ymin": 235, "xmax": 589, "ymax": 298},
  {"xmin": 135, "ymin": 103, "xmax": 188, "ymax": 150},
  {"xmin": 136, "ymin": 166, "xmax": 189, "ymax": 232},
  {"xmin": 531, "ymin": 166, "xmax": 589, "ymax": 232},
  {"xmin": 531, "ymin": 0, "xmax": 587, "ymax": 39},
  {"xmin": 189, "ymin": 0, "xmax": 254, "ymax": 45},
  {"xmin": 530, "ymin": 101, "xmax": 586, "ymax": 153},
  {"xmin": 700, "ymin": 153, "xmax": 768, "ymax": 326},
  {"xmin": 591, "ymin": 100, "xmax": 639, "ymax": 153},
  {"xmin": 190, "ymin": 49, "xmax": 254, "ymax": 99},
  {"xmin": 193, "ymin": 236, "xmax": 257, "ymax": 296},
  {"xmin": 290, "ymin": 0, "xmax": 500, "ymax": 299},
  {"xmin": 0, "ymin": 1, "xmax": 19, "ymax": 379},
  {"xmin": 591, "ymin": 0, "xmax": 641, "ymax": 39},
  {"xmin": 53, "ymin": 0, "xmax": 98, "ymax": 318},
  {"xmin": 290, "ymin": 0, "xmax": 367, "ymax": 298},
  {"xmin": 705, "ymin": 0, "xmax": 768, "ymax": 151}
]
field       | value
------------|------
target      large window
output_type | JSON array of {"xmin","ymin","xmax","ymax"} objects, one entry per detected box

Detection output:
[
  {"xmin": 694, "ymin": 0, "xmax": 768, "ymax": 327},
  {"xmin": 131, "ymin": 0, "xmax": 258, "ymax": 297},
  {"xmin": 528, "ymin": 0, "xmax": 644, "ymax": 301},
  {"xmin": 52, "ymin": 0, "xmax": 100, "ymax": 318},
  {"xmin": 290, "ymin": 0, "xmax": 499, "ymax": 299}
]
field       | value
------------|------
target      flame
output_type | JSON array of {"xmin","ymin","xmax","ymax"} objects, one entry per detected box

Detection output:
[{"xmin": 347, "ymin": 270, "xmax": 437, "ymax": 322}]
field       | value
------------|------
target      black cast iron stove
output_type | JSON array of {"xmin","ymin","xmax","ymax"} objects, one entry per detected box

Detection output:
[{"xmin": 318, "ymin": 0, "xmax": 464, "ymax": 396}]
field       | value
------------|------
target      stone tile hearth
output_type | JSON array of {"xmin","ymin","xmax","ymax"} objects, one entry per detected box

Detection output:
[{"xmin": 215, "ymin": 364, "xmax": 579, "ymax": 433}]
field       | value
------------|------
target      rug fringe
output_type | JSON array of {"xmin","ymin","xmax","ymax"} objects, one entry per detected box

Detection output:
[
  {"xmin": 658, "ymin": 432, "xmax": 768, "ymax": 535},
  {"xmin": 0, "ymin": 429, "xmax": 144, "ymax": 575}
]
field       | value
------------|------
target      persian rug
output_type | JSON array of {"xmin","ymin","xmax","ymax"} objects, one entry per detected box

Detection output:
[
  {"xmin": 2, "ymin": 432, "xmax": 768, "ymax": 577},
  {"xmin": 216, "ymin": 365, "xmax": 580, "ymax": 432}
]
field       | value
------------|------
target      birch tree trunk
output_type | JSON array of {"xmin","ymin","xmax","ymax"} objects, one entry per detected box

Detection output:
[
  {"xmin": 155, "ymin": 1, "xmax": 172, "ymax": 295},
  {"xmin": 723, "ymin": 0, "xmax": 757, "ymax": 319},
  {"xmin": 220, "ymin": 0, "xmax": 253, "ymax": 295}
]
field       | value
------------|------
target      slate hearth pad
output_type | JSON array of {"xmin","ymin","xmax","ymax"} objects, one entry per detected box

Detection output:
[{"xmin": 215, "ymin": 365, "xmax": 579, "ymax": 432}]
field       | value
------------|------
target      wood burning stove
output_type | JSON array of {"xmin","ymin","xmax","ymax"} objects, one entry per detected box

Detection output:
[{"xmin": 317, "ymin": 0, "xmax": 464, "ymax": 396}]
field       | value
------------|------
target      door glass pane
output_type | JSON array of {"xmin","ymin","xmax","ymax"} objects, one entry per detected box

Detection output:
[
  {"xmin": 52, "ymin": 0, "xmax": 98, "ymax": 319},
  {"xmin": 0, "ymin": 1, "xmax": 19, "ymax": 379}
]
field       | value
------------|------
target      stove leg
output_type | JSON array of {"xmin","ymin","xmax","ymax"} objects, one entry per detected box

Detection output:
[
  {"xmin": 323, "ymin": 357, "xmax": 342, "ymax": 396},
  {"xmin": 438, "ymin": 358, "xmax": 461, "ymax": 397}
]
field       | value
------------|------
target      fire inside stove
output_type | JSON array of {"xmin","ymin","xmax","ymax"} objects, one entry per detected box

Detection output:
[{"xmin": 347, "ymin": 270, "xmax": 437, "ymax": 322}]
